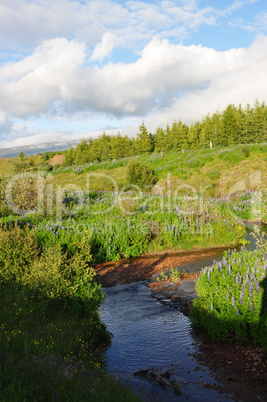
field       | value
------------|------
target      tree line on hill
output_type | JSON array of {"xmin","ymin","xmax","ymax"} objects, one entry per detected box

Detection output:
[{"xmin": 62, "ymin": 99, "xmax": 267, "ymax": 166}]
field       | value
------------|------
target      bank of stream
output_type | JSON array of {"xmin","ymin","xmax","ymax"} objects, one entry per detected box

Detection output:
[{"xmin": 98, "ymin": 233, "xmax": 267, "ymax": 401}]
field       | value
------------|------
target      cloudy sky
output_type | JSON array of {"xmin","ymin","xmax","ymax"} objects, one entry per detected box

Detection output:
[{"xmin": 0, "ymin": 0, "xmax": 267, "ymax": 150}]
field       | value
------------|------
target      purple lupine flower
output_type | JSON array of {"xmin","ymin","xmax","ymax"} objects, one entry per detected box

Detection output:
[
  {"xmin": 236, "ymin": 308, "xmax": 240, "ymax": 316},
  {"xmin": 232, "ymin": 296, "xmax": 235, "ymax": 308},
  {"xmin": 240, "ymin": 290, "xmax": 244, "ymax": 305},
  {"xmin": 255, "ymin": 282, "xmax": 259, "ymax": 293},
  {"xmin": 227, "ymin": 293, "xmax": 229, "ymax": 300},
  {"xmin": 228, "ymin": 265, "xmax": 231, "ymax": 275},
  {"xmin": 208, "ymin": 272, "xmax": 210, "ymax": 282},
  {"xmin": 239, "ymin": 259, "xmax": 242, "ymax": 268},
  {"xmin": 249, "ymin": 283, "xmax": 253, "ymax": 299},
  {"xmin": 250, "ymin": 301, "xmax": 254, "ymax": 312},
  {"xmin": 211, "ymin": 303, "xmax": 214, "ymax": 311},
  {"xmin": 251, "ymin": 268, "xmax": 255, "ymax": 280}
]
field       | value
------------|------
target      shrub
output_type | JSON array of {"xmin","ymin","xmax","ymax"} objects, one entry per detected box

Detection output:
[
  {"xmin": 240, "ymin": 144, "xmax": 250, "ymax": 158},
  {"xmin": 0, "ymin": 223, "xmax": 40, "ymax": 282},
  {"xmin": 0, "ymin": 224, "xmax": 104, "ymax": 314},
  {"xmin": 127, "ymin": 159, "xmax": 157, "ymax": 190},
  {"xmin": 206, "ymin": 169, "xmax": 221, "ymax": 180},
  {"xmin": 190, "ymin": 247, "xmax": 267, "ymax": 350}
]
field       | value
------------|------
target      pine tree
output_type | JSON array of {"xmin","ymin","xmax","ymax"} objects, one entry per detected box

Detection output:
[{"xmin": 136, "ymin": 122, "xmax": 152, "ymax": 154}]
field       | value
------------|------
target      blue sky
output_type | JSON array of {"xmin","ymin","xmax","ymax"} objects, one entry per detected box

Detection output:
[{"xmin": 0, "ymin": 0, "xmax": 267, "ymax": 149}]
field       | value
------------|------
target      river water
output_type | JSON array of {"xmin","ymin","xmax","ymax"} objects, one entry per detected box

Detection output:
[{"xmin": 99, "ymin": 234, "xmax": 257, "ymax": 401}]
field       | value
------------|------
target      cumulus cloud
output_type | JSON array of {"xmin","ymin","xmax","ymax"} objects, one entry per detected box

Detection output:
[
  {"xmin": 2, "ymin": 35, "xmax": 266, "ymax": 121},
  {"xmin": 90, "ymin": 33, "xmax": 118, "ymax": 62},
  {"xmin": 0, "ymin": 0, "xmax": 248, "ymax": 53}
]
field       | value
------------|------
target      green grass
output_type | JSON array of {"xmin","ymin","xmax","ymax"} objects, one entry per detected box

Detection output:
[
  {"xmin": 0, "ymin": 281, "xmax": 139, "ymax": 401},
  {"xmin": 1, "ymin": 144, "xmax": 266, "ymax": 197}
]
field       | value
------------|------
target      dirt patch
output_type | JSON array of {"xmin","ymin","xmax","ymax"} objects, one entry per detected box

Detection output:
[
  {"xmin": 190, "ymin": 340, "xmax": 267, "ymax": 402},
  {"xmin": 94, "ymin": 250, "xmax": 217, "ymax": 287},
  {"xmin": 49, "ymin": 154, "xmax": 65, "ymax": 166}
]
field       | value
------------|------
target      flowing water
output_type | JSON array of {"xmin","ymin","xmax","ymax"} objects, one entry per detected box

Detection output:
[{"xmin": 99, "ymin": 233, "xmax": 257, "ymax": 401}]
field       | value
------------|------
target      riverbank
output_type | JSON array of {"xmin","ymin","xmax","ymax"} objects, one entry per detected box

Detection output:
[
  {"xmin": 94, "ymin": 247, "xmax": 222, "ymax": 287},
  {"xmin": 95, "ymin": 247, "xmax": 267, "ymax": 402}
]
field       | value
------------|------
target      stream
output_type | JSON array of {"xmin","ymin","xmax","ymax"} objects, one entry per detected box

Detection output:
[{"xmin": 99, "ymin": 234, "xmax": 257, "ymax": 401}]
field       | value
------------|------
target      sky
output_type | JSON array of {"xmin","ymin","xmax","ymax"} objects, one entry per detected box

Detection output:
[{"xmin": 0, "ymin": 0, "xmax": 267, "ymax": 150}]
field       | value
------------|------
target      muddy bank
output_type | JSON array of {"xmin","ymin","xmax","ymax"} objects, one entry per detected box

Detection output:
[{"xmin": 93, "ymin": 248, "xmax": 220, "ymax": 287}]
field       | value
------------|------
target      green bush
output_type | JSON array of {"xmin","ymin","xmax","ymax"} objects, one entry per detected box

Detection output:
[
  {"xmin": 127, "ymin": 159, "xmax": 157, "ymax": 190},
  {"xmin": 240, "ymin": 144, "xmax": 250, "ymax": 158},
  {"xmin": 190, "ymin": 248, "xmax": 267, "ymax": 350},
  {"xmin": 0, "ymin": 224, "xmax": 104, "ymax": 314},
  {"xmin": 206, "ymin": 169, "xmax": 221, "ymax": 180},
  {"xmin": 219, "ymin": 150, "xmax": 245, "ymax": 163}
]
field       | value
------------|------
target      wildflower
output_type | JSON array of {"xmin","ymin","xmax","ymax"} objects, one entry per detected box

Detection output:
[
  {"xmin": 211, "ymin": 303, "xmax": 213, "ymax": 311},
  {"xmin": 236, "ymin": 308, "xmax": 240, "ymax": 316},
  {"xmin": 249, "ymin": 283, "xmax": 253, "ymax": 299},
  {"xmin": 250, "ymin": 301, "xmax": 254, "ymax": 312},
  {"xmin": 232, "ymin": 296, "xmax": 235, "ymax": 308},
  {"xmin": 255, "ymin": 281, "xmax": 259, "ymax": 293}
]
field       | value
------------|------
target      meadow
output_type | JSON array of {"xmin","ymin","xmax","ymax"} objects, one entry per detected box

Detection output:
[{"xmin": 0, "ymin": 142, "xmax": 266, "ymax": 399}]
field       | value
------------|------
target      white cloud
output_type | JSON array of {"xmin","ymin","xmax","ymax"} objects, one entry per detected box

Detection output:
[
  {"xmin": 0, "ymin": 38, "xmax": 86, "ymax": 116},
  {"xmin": 90, "ymin": 33, "xmax": 118, "ymax": 62},
  {"xmin": 0, "ymin": 0, "xmax": 247, "ymax": 54},
  {"xmin": 0, "ymin": 35, "xmax": 252, "ymax": 119}
]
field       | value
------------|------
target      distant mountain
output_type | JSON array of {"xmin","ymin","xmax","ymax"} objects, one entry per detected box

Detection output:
[{"xmin": 0, "ymin": 142, "xmax": 77, "ymax": 158}]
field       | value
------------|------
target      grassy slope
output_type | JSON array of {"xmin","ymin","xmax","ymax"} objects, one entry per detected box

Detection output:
[
  {"xmin": 1, "ymin": 146, "xmax": 266, "ymax": 196},
  {"xmin": 44, "ymin": 146, "xmax": 267, "ymax": 196}
]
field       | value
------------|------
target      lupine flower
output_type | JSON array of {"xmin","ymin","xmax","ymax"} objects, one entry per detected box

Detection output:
[
  {"xmin": 236, "ymin": 308, "xmax": 240, "ymax": 316},
  {"xmin": 249, "ymin": 283, "xmax": 253, "ymax": 299},
  {"xmin": 250, "ymin": 301, "xmax": 254, "ymax": 312},
  {"xmin": 240, "ymin": 290, "xmax": 244, "ymax": 305},
  {"xmin": 255, "ymin": 282, "xmax": 259, "ymax": 293},
  {"xmin": 211, "ymin": 303, "xmax": 213, "ymax": 311},
  {"xmin": 232, "ymin": 296, "xmax": 235, "ymax": 308}
]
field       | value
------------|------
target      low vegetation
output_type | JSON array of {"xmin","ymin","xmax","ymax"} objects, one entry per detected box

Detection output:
[
  {"xmin": 0, "ymin": 224, "xmax": 138, "ymax": 400},
  {"xmin": 190, "ymin": 237, "xmax": 267, "ymax": 352}
]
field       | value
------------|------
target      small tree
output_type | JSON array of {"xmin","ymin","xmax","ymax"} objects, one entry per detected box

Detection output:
[{"xmin": 127, "ymin": 159, "xmax": 157, "ymax": 191}]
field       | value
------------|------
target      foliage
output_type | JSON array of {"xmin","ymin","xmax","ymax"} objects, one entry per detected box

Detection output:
[
  {"xmin": 49, "ymin": 99, "xmax": 267, "ymax": 167},
  {"xmin": 12, "ymin": 152, "xmax": 35, "ymax": 173},
  {"xmin": 190, "ymin": 246, "xmax": 267, "ymax": 351},
  {"xmin": 126, "ymin": 159, "xmax": 157, "ymax": 190},
  {"xmin": 0, "ymin": 224, "xmax": 104, "ymax": 315},
  {"xmin": 0, "ymin": 280, "xmax": 138, "ymax": 401},
  {"xmin": 206, "ymin": 169, "xmax": 221, "ymax": 180},
  {"xmin": 157, "ymin": 267, "xmax": 182, "ymax": 282}
]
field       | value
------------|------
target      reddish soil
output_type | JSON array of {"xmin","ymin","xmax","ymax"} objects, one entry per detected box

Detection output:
[
  {"xmin": 94, "ymin": 250, "xmax": 267, "ymax": 401},
  {"xmin": 49, "ymin": 154, "xmax": 65, "ymax": 166},
  {"xmin": 93, "ymin": 249, "xmax": 217, "ymax": 287}
]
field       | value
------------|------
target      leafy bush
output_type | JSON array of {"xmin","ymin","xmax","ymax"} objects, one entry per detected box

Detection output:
[
  {"xmin": 127, "ymin": 159, "xmax": 157, "ymax": 190},
  {"xmin": 190, "ymin": 247, "xmax": 267, "ymax": 350},
  {"xmin": 0, "ymin": 224, "xmax": 104, "ymax": 314},
  {"xmin": 0, "ymin": 222, "xmax": 40, "ymax": 281},
  {"xmin": 219, "ymin": 150, "xmax": 245, "ymax": 163},
  {"xmin": 206, "ymin": 169, "xmax": 221, "ymax": 180},
  {"xmin": 240, "ymin": 144, "xmax": 250, "ymax": 158}
]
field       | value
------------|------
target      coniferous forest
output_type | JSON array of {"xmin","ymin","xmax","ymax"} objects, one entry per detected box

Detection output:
[{"xmin": 63, "ymin": 100, "xmax": 267, "ymax": 166}]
